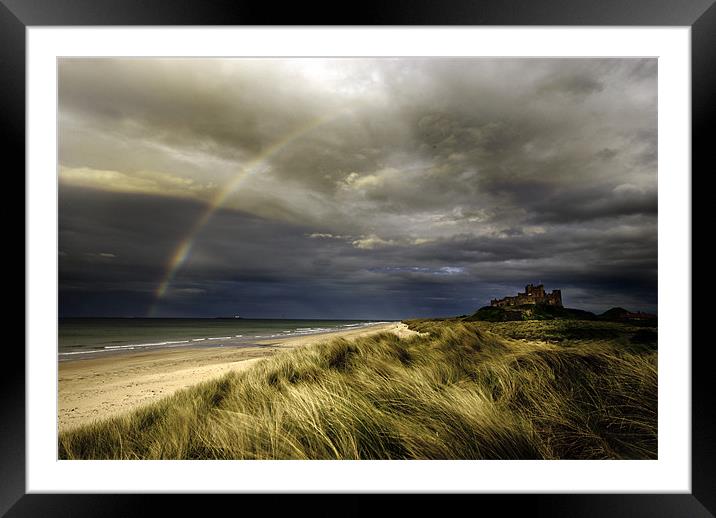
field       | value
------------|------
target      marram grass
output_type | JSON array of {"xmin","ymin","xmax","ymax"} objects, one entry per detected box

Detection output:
[{"xmin": 59, "ymin": 320, "xmax": 657, "ymax": 460}]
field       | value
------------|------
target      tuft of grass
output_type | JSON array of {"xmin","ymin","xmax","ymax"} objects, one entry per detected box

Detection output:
[{"xmin": 59, "ymin": 321, "xmax": 657, "ymax": 460}]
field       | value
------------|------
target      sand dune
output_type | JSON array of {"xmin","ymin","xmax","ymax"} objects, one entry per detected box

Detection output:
[{"xmin": 59, "ymin": 322, "xmax": 404, "ymax": 432}]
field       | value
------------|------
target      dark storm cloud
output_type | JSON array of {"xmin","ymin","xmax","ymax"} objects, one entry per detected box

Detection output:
[
  {"xmin": 58, "ymin": 58, "xmax": 657, "ymax": 317},
  {"xmin": 537, "ymin": 72, "xmax": 605, "ymax": 97}
]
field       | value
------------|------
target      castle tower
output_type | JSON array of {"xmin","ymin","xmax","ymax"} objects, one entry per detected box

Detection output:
[
  {"xmin": 549, "ymin": 289, "xmax": 563, "ymax": 307},
  {"xmin": 491, "ymin": 284, "xmax": 562, "ymax": 307}
]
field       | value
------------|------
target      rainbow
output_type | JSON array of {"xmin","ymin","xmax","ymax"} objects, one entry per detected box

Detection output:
[{"xmin": 148, "ymin": 111, "xmax": 346, "ymax": 316}]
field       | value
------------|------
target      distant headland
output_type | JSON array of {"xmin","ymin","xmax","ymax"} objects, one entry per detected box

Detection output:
[{"xmin": 471, "ymin": 283, "xmax": 656, "ymax": 324}]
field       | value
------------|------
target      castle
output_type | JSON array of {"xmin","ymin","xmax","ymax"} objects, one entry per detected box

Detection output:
[{"xmin": 490, "ymin": 284, "xmax": 563, "ymax": 308}]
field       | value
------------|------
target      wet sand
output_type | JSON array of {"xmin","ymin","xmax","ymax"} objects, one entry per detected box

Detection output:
[{"xmin": 59, "ymin": 322, "xmax": 407, "ymax": 432}]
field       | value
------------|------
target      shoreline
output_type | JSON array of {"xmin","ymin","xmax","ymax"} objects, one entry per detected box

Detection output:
[
  {"xmin": 59, "ymin": 321, "xmax": 404, "ymax": 433},
  {"xmin": 59, "ymin": 320, "xmax": 395, "ymax": 362}
]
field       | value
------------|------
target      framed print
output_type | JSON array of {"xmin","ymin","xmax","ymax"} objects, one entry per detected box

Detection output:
[{"xmin": 6, "ymin": 0, "xmax": 713, "ymax": 515}]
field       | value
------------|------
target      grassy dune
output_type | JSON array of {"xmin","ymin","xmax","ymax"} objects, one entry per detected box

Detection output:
[{"xmin": 59, "ymin": 320, "xmax": 657, "ymax": 460}]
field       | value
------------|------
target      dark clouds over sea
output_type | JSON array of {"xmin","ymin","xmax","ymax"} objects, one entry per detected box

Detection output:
[{"xmin": 59, "ymin": 58, "xmax": 657, "ymax": 318}]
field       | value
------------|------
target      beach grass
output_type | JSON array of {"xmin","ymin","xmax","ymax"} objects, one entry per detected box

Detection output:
[{"xmin": 59, "ymin": 320, "xmax": 657, "ymax": 460}]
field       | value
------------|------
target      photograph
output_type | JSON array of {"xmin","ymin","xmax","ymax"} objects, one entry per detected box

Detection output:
[
  {"xmin": 56, "ymin": 57, "xmax": 659, "ymax": 461},
  {"xmin": 4, "ymin": 0, "xmax": 709, "ymax": 510}
]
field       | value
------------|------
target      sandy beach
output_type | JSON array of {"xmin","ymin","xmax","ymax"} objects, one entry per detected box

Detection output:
[{"xmin": 59, "ymin": 322, "xmax": 406, "ymax": 432}]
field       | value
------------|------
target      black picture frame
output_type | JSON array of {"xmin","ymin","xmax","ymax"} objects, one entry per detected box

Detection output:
[{"xmin": 6, "ymin": 1, "xmax": 711, "ymax": 515}]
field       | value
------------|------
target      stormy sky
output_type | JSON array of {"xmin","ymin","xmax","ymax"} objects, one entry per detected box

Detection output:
[{"xmin": 58, "ymin": 58, "xmax": 657, "ymax": 318}]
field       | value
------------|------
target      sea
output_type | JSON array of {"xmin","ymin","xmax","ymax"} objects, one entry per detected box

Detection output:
[{"xmin": 58, "ymin": 318, "xmax": 392, "ymax": 361}]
